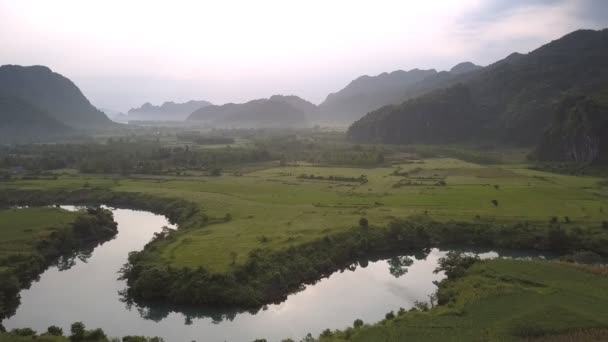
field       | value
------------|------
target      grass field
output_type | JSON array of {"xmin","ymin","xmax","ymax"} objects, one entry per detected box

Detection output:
[
  {"xmin": 2, "ymin": 158, "xmax": 607, "ymax": 273},
  {"xmin": 0, "ymin": 207, "xmax": 78, "ymax": 271}
]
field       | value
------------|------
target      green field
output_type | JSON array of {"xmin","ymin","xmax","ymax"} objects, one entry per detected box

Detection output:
[
  {"xmin": 0, "ymin": 207, "xmax": 78, "ymax": 269},
  {"xmin": 318, "ymin": 259, "xmax": 608, "ymax": 341},
  {"xmin": 3, "ymin": 157, "xmax": 607, "ymax": 273}
]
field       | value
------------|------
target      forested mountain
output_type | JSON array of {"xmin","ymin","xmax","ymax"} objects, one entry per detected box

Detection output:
[
  {"xmin": 449, "ymin": 62, "xmax": 483, "ymax": 74},
  {"xmin": 348, "ymin": 29, "xmax": 608, "ymax": 150},
  {"xmin": 0, "ymin": 65, "xmax": 112, "ymax": 128},
  {"xmin": 535, "ymin": 94, "xmax": 608, "ymax": 164},
  {"xmin": 0, "ymin": 96, "xmax": 73, "ymax": 143},
  {"xmin": 318, "ymin": 69, "xmax": 437, "ymax": 123},
  {"xmin": 128, "ymin": 100, "xmax": 212, "ymax": 121},
  {"xmin": 187, "ymin": 95, "xmax": 313, "ymax": 128}
]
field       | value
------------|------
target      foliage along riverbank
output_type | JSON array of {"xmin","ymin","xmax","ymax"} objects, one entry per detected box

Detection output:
[
  {"xmin": 309, "ymin": 257, "xmax": 608, "ymax": 342},
  {"xmin": 121, "ymin": 213, "xmax": 608, "ymax": 309},
  {"xmin": 0, "ymin": 206, "xmax": 117, "ymax": 324},
  {"xmin": 2, "ymin": 188, "xmax": 607, "ymax": 312}
]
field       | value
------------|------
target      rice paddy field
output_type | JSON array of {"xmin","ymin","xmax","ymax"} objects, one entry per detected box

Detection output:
[{"xmin": 2, "ymin": 157, "xmax": 607, "ymax": 273}]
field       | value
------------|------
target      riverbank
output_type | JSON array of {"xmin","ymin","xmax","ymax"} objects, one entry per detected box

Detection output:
[
  {"xmin": 1, "ymin": 187, "xmax": 607, "ymax": 310},
  {"xmin": 122, "ymin": 215, "xmax": 608, "ymax": 308},
  {"xmin": 315, "ymin": 258, "xmax": 608, "ymax": 341},
  {"xmin": 0, "ymin": 206, "xmax": 117, "ymax": 323}
]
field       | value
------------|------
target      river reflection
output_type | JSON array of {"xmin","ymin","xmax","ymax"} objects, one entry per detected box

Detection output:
[{"xmin": 3, "ymin": 207, "xmax": 547, "ymax": 342}]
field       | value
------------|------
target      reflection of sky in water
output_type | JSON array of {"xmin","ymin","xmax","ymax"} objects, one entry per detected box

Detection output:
[{"xmin": 4, "ymin": 207, "xmax": 538, "ymax": 342}]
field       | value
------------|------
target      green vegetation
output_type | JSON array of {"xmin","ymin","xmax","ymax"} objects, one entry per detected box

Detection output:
[
  {"xmin": 0, "ymin": 206, "xmax": 117, "ymax": 321},
  {"xmin": 313, "ymin": 259, "xmax": 608, "ymax": 342},
  {"xmin": 0, "ymin": 321, "xmax": 164, "ymax": 341},
  {"xmin": 348, "ymin": 29, "xmax": 608, "ymax": 156},
  {"xmin": 2, "ymin": 131, "xmax": 608, "ymax": 339}
]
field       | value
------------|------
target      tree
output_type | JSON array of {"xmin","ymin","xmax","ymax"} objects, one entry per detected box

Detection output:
[
  {"xmin": 353, "ymin": 319, "xmax": 364, "ymax": 328},
  {"xmin": 434, "ymin": 251, "xmax": 480, "ymax": 279},
  {"xmin": 47, "ymin": 325, "xmax": 63, "ymax": 336},
  {"xmin": 69, "ymin": 322, "xmax": 85, "ymax": 342}
]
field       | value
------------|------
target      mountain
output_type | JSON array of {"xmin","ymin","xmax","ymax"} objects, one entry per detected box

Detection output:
[
  {"xmin": 0, "ymin": 96, "xmax": 73, "ymax": 143},
  {"xmin": 318, "ymin": 69, "xmax": 437, "ymax": 123},
  {"xmin": 128, "ymin": 100, "xmax": 212, "ymax": 121},
  {"xmin": 450, "ymin": 62, "xmax": 483, "ymax": 74},
  {"xmin": 187, "ymin": 95, "xmax": 313, "ymax": 128},
  {"xmin": 348, "ymin": 29, "xmax": 608, "ymax": 147},
  {"xmin": 535, "ymin": 94, "xmax": 608, "ymax": 164},
  {"xmin": 0, "ymin": 65, "xmax": 112, "ymax": 128}
]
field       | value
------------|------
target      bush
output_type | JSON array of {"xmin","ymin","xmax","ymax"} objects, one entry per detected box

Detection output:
[
  {"xmin": 87, "ymin": 328, "xmax": 107, "ymax": 340},
  {"xmin": 353, "ymin": 319, "xmax": 364, "ymax": 328},
  {"xmin": 70, "ymin": 322, "xmax": 86, "ymax": 341},
  {"xmin": 434, "ymin": 251, "xmax": 480, "ymax": 279},
  {"xmin": 10, "ymin": 328, "xmax": 36, "ymax": 336},
  {"xmin": 560, "ymin": 250, "xmax": 602, "ymax": 264},
  {"xmin": 385, "ymin": 311, "xmax": 395, "ymax": 320},
  {"xmin": 359, "ymin": 217, "xmax": 369, "ymax": 228},
  {"xmin": 413, "ymin": 300, "xmax": 430, "ymax": 311},
  {"xmin": 47, "ymin": 325, "xmax": 64, "ymax": 336}
]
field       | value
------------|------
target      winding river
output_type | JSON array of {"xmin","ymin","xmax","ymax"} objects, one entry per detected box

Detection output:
[{"xmin": 4, "ymin": 207, "xmax": 531, "ymax": 341}]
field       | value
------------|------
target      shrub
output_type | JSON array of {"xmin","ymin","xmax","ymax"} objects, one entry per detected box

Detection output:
[
  {"xmin": 491, "ymin": 199, "xmax": 498, "ymax": 207},
  {"xmin": 10, "ymin": 328, "xmax": 36, "ymax": 336},
  {"xmin": 434, "ymin": 251, "xmax": 480, "ymax": 279},
  {"xmin": 413, "ymin": 300, "xmax": 430, "ymax": 311},
  {"xmin": 47, "ymin": 325, "xmax": 63, "ymax": 336},
  {"xmin": 70, "ymin": 322, "xmax": 86, "ymax": 341},
  {"xmin": 359, "ymin": 217, "xmax": 369, "ymax": 228}
]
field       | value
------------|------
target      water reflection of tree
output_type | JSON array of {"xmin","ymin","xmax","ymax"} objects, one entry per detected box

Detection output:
[
  {"xmin": 387, "ymin": 256, "xmax": 414, "ymax": 278},
  {"xmin": 118, "ymin": 247, "xmax": 435, "ymax": 323},
  {"xmin": 119, "ymin": 289, "xmax": 257, "ymax": 325},
  {"xmin": 54, "ymin": 246, "xmax": 95, "ymax": 271}
]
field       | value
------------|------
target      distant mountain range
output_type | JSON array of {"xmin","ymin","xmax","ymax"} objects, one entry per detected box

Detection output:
[
  {"xmin": 187, "ymin": 95, "xmax": 315, "ymax": 128},
  {"xmin": 128, "ymin": 100, "xmax": 213, "ymax": 121},
  {"xmin": 318, "ymin": 64, "xmax": 482, "ymax": 124},
  {"xmin": 347, "ymin": 29, "xmax": 608, "ymax": 163}
]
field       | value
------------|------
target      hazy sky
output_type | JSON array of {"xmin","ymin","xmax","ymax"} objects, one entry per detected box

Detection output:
[{"xmin": 1, "ymin": 0, "xmax": 607, "ymax": 112}]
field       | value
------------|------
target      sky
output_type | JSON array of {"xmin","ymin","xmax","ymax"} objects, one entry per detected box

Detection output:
[{"xmin": 1, "ymin": 0, "xmax": 607, "ymax": 112}]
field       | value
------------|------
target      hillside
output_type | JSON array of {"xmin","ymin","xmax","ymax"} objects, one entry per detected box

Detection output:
[
  {"xmin": 0, "ymin": 96, "xmax": 73, "ymax": 143},
  {"xmin": 535, "ymin": 94, "xmax": 608, "ymax": 164},
  {"xmin": 318, "ymin": 69, "xmax": 437, "ymax": 123},
  {"xmin": 0, "ymin": 65, "xmax": 112, "ymax": 128},
  {"xmin": 187, "ymin": 95, "xmax": 313, "ymax": 128},
  {"xmin": 348, "ymin": 29, "xmax": 608, "ymax": 147},
  {"xmin": 128, "ymin": 100, "xmax": 212, "ymax": 121}
]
